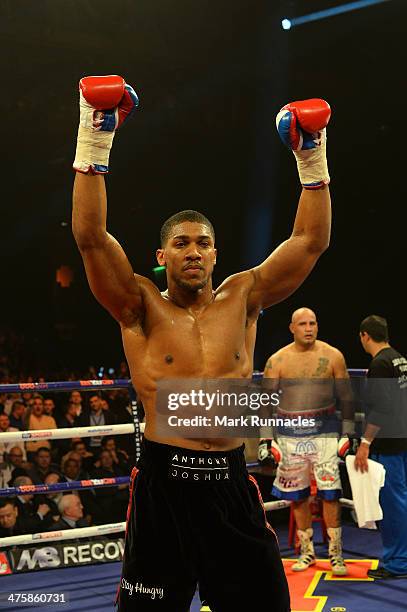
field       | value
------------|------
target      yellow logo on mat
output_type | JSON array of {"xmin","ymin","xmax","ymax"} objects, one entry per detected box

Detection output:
[{"xmin": 283, "ymin": 558, "xmax": 378, "ymax": 612}]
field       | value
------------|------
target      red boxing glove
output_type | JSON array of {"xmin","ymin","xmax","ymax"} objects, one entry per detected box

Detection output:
[
  {"xmin": 338, "ymin": 435, "xmax": 359, "ymax": 459},
  {"xmin": 280, "ymin": 99, "xmax": 331, "ymax": 149},
  {"xmin": 258, "ymin": 439, "xmax": 282, "ymax": 464},
  {"xmin": 80, "ymin": 75, "xmax": 125, "ymax": 110},
  {"xmin": 74, "ymin": 74, "xmax": 139, "ymax": 174},
  {"xmin": 276, "ymin": 98, "xmax": 331, "ymax": 188}
]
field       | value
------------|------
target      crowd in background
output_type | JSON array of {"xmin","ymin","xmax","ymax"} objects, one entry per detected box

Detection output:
[{"xmin": 0, "ymin": 384, "xmax": 138, "ymax": 537}]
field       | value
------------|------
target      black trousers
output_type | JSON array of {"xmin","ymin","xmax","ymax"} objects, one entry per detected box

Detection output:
[{"xmin": 116, "ymin": 439, "xmax": 290, "ymax": 611}]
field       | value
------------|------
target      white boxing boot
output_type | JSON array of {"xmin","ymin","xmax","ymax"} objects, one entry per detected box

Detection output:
[
  {"xmin": 292, "ymin": 528, "xmax": 316, "ymax": 571},
  {"xmin": 327, "ymin": 527, "xmax": 347, "ymax": 576}
]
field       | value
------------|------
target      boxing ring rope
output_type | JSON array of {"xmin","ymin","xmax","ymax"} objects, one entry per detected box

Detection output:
[
  {"xmin": 0, "ymin": 499, "xmax": 355, "ymax": 548},
  {"xmin": 0, "ymin": 378, "xmax": 143, "ymax": 461},
  {"xmin": 0, "ymin": 378, "xmax": 142, "ymax": 554},
  {"xmin": 0, "ymin": 523, "xmax": 126, "ymax": 548},
  {"xmin": 0, "ymin": 476, "xmax": 131, "ymax": 497},
  {"xmin": 0, "ymin": 423, "xmax": 140, "ymax": 444},
  {"xmin": 0, "ymin": 379, "xmax": 132, "ymax": 393},
  {"xmin": 0, "ymin": 372, "xmax": 363, "ymax": 554}
]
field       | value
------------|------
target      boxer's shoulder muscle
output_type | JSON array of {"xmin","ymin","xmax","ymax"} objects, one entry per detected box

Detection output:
[
  {"xmin": 264, "ymin": 348, "xmax": 286, "ymax": 378},
  {"xmin": 118, "ymin": 274, "xmax": 158, "ymax": 327},
  {"xmin": 317, "ymin": 341, "xmax": 348, "ymax": 376},
  {"xmin": 215, "ymin": 270, "xmax": 255, "ymax": 298},
  {"xmin": 315, "ymin": 341, "xmax": 344, "ymax": 363}
]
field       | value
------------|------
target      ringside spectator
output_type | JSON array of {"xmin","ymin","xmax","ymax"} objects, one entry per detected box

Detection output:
[
  {"xmin": 91, "ymin": 450, "xmax": 128, "ymax": 523},
  {"xmin": 0, "ymin": 414, "xmax": 25, "ymax": 463},
  {"xmin": 77, "ymin": 393, "xmax": 115, "ymax": 451},
  {"xmin": 47, "ymin": 494, "xmax": 89, "ymax": 530},
  {"xmin": 13, "ymin": 475, "xmax": 54, "ymax": 531},
  {"xmin": 27, "ymin": 447, "xmax": 61, "ymax": 484},
  {"xmin": 26, "ymin": 395, "xmax": 57, "ymax": 458},
  {"xmin": 8, "ymin": 400, "xmax": 26, "ymax": 430},
  {"xmin": 0, "ymin": 446, "xmax": 27, "ymax": 487},
  {"xmin": 0, "ymin": 498, "xmax": 27, "ymax": 537},
  {"xmin": 60, "ymin": 458, "xmax": 97, "ymax": 522},
  {"xmin": 101, "ymin": 437, "xmax": 131, "ymax": 474}
]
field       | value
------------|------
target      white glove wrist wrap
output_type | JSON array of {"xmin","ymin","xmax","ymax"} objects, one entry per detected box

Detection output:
[
  {"xmin": 74, "ymin": 125, "xmax": 115, "ymax": 173},
  {"xmin": 293, "ymin": 129, "xmax": 330, "ymax": 187}
]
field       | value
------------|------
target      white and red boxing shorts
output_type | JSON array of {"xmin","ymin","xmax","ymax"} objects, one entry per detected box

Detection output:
[{"xmin": 271, "ymin": 435, "xmax": 341, "ymax": 501}]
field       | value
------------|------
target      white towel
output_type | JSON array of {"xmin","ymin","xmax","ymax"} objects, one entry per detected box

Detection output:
[{"xmin": 345, "ymin": 455, "xmax": 386, "ymax": 529}]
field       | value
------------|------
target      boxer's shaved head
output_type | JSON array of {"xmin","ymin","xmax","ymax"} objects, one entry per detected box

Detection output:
[
  {"xmin": 291, "ymin": 307, "xmax": 316, "ymax": 324},
  {"xmin": 289, "ymin": 307, "xmax": 318, "ymax": 347},
  {"xmin": 160, "ymin": 210, "xmax": 215, "ymax": 247}
]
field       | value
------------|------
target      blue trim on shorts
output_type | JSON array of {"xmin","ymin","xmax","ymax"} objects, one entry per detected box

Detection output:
[
  {"xmin": 317, "ymin": 488, "xmax": 342, "ymax": 501},
  {"xmin": 272, "ymin": 485, "xmax": 310, "ymax": 501}
]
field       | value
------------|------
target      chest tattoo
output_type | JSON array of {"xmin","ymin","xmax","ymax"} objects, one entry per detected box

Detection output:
[{"xmin": 313, "ymin": 357, "xmax": 329, "ymax": 377}]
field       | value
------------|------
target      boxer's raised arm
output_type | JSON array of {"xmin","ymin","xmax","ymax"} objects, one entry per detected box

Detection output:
[
  {"xmin": 72, "ymin": 173, "xmax": 143, "ymax": 323},
  {"xmin": 72, "ymin": 75, "xmax": 143, "ymax": 323},
  {"xmin": 247, "ymin": 99, "xmax": 331, "ymax": 311}
]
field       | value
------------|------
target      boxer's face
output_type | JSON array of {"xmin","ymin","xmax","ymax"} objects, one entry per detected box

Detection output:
[
  {"xmin": 290, "ymin": 311, "xmax": 318, "ymax": 346},
  {"xmin": 157, "ymin": 222, "xmax": 217, "ymax": 292}
]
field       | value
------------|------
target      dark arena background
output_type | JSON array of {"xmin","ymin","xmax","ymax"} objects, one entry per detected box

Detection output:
[
  {"xmin": 1, "ymin": 2, "xmax": 407, "ymax": 611},
  {"xmin": 1, "ymin": 0, "xmax": 405, "ymax": 376}
]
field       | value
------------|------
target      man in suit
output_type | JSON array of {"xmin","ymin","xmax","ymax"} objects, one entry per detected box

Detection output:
[{"xmin": 48, "ymin": 494, "xmax": 89, "ymax": 530}]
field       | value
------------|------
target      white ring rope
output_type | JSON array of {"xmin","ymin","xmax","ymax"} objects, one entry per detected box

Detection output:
[
  {"xmin": 0, "ymin": 422, "xmax": 145, "ymax": 443},
  {"xmin": 0, "ymin": 522, "xmax": 126, "ymax": 548},
  {"xmin": 0, "ymin": 498, "xmax": 354, "ymax": 548},
  {"xmin": 263, "ymin": 497, "xmax": 354, "ymax": 512}
]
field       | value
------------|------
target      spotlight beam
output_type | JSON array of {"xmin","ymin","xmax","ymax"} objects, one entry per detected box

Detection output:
[{"xmin": 282, "ymin": 0, "xmax": 392, "ymax": 30}]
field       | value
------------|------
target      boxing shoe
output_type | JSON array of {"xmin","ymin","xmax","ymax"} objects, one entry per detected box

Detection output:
[
  {"xmin": 327, "ymin": 527, "xmax": 347, "ymax": 576},
  {"xmin": 292, "ymin": 528, "xmax": 316, "ymax": 571}
]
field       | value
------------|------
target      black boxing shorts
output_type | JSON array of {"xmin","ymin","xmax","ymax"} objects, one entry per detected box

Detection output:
[{"xmin": 116, "ymin": 439, "xmax": 290, "ymax": 611}]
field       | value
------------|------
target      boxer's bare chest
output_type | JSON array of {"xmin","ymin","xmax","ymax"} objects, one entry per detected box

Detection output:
[
  {"xmin": 279, "ymin": 350, "xmax": 333, "ymax": 379},
  {"xmin": 275, "ymin": 347, "xmax": 336, "ymax": 411},
  {"xmin": 121, "ymin": 286, "xmax": 255, "ymax": 401}
]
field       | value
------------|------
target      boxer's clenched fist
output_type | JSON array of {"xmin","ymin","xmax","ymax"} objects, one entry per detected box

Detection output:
[
  {"xmin": 276, "ymin": 98, "xmax": 331, "ymax": 189},
  {"xmin": 73, "ymin": 75, "xmax": 139, "ymax": 174}
]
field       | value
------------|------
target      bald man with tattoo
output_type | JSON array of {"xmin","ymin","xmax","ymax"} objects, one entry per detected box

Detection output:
[{"xmin": 259, "ymin": 308, "xmax": 354, "ymax": 575}]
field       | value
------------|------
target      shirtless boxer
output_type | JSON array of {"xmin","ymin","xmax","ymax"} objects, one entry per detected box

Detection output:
[
  {"xmin": 260, "ymin": 307, "xmax": 354, "ymax": 575},
  {"xmin": 72, "ymin": 75, "xmax": 331, "ymax": 611}
]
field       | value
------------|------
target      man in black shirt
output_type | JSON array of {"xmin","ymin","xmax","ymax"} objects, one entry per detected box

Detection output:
[
  {"xmin": 0, "ymin": 498, "xmax": 26, "ymax": 537},
  {"xmin": 355, "ymin": 315, "xmax": 407, "ymax": 579}
]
